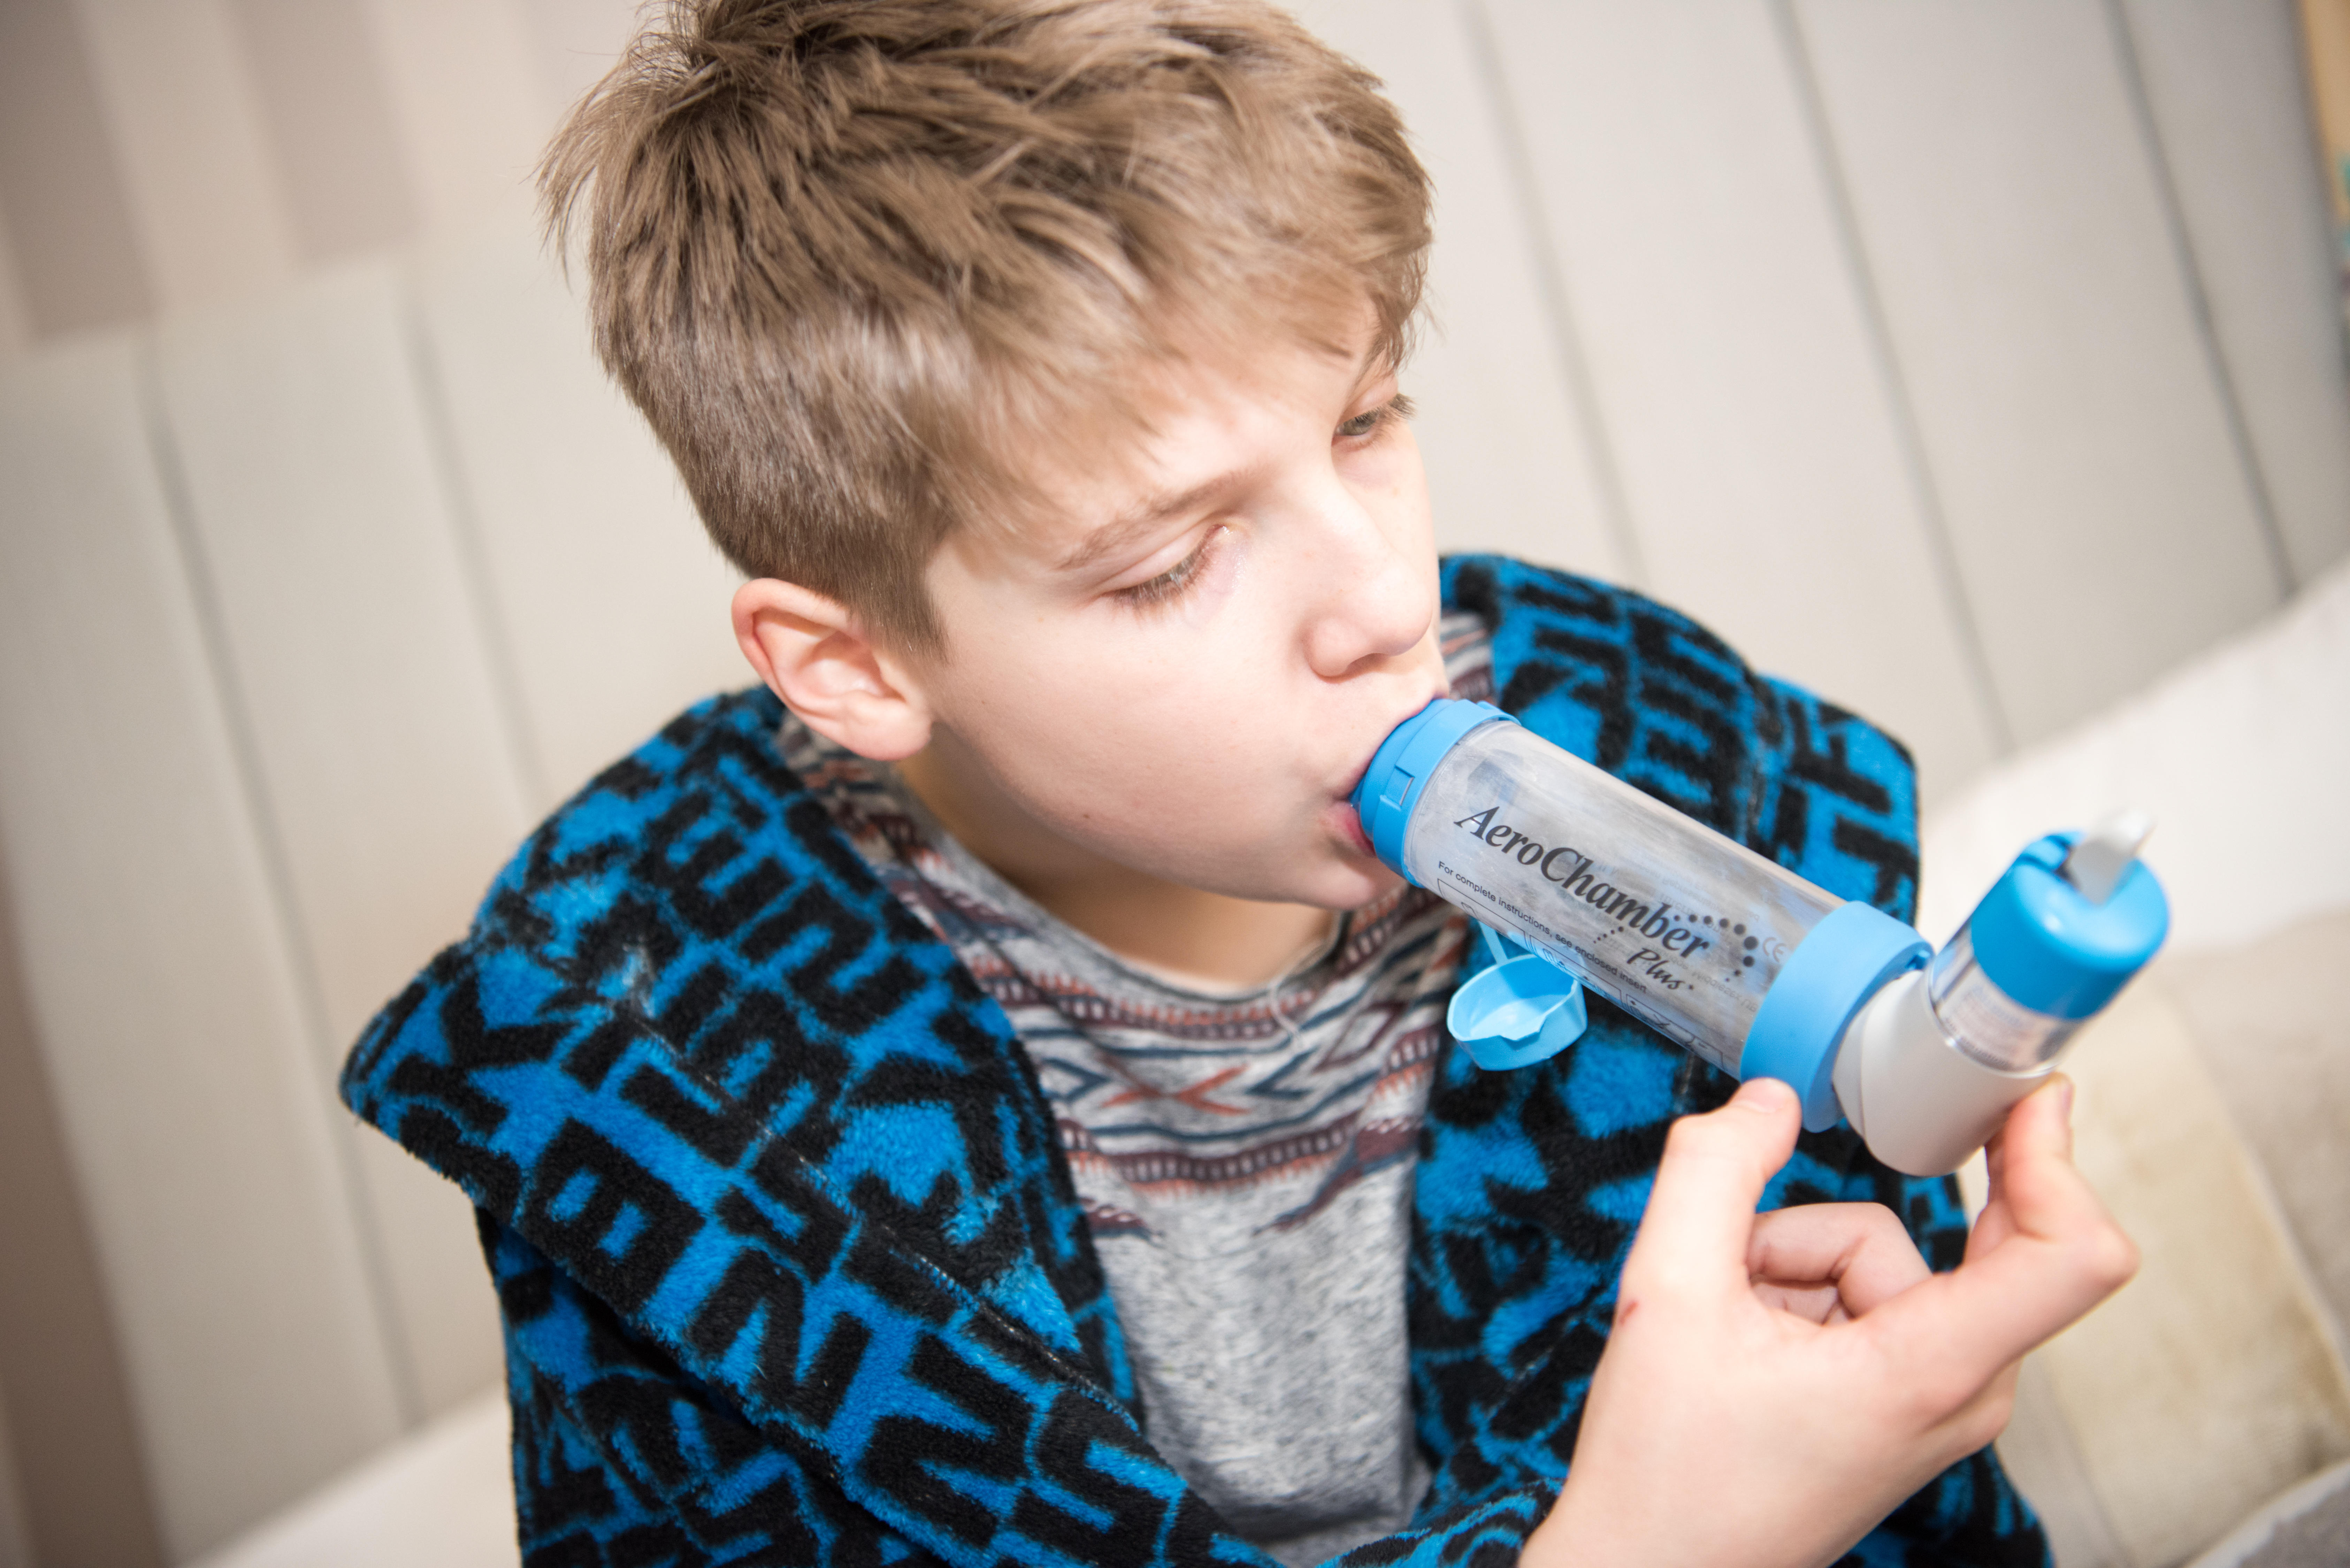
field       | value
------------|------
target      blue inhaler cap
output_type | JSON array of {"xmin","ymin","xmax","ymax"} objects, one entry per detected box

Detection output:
[
  {"xmin": 1448, "ymin": 922, "xmax": 1588, "ymax": 1070},
  {"xmin": 1968, "ymin": 832, "xmax": 2169, "ymax": 1019},
  {"xmin": 1351, "ymin": 698, "xmax": 1515, "ymax": 882}
]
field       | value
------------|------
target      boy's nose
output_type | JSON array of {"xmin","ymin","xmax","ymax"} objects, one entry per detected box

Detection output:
[{"xmin": 1301, "ymin": 495, "xmax": 1437, "ymax": 680}]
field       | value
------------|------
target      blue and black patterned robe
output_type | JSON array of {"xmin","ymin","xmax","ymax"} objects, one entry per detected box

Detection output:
[{"xmin": 343, "ymin": 558, "xmax": 2048, "ymax": 1567}]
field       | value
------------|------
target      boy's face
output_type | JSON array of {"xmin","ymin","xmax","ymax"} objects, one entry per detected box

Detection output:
[{"xmin": 904, "ymin": 322, "xmax": 1446, "ymax": 911}]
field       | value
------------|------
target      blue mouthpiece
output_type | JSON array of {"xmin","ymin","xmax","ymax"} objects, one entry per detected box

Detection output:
[{"xmin": 1351, "ymin": 698, "xmax": 1515, "ymax": 881}]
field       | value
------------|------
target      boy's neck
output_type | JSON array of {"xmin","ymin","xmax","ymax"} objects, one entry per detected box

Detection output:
[{"xmin": 895, "ymin": 742, "xmax": 1339, "ymax": 993}]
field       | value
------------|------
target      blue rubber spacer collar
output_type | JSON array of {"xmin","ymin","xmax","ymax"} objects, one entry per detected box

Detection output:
[
  {"xmin": 1741, "ymin": 901, "xmax": 1930, "ymax": 1131},
  {"xmin": 1350, "ymin": 698, "xmax": 1515, "ymax": 882}
]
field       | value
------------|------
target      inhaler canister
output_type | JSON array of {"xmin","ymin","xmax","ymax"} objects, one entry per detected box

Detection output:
[
  {"xmin": 1352, "ymin": 699, "xmax": 2168, "ymax": 1176},
  {"xmin": 1832, "ymin": 821, "xmax": 2168, "ymax": 1174}
]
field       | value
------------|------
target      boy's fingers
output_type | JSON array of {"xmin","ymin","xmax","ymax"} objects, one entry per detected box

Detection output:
[
  {"xmin": 1996, "ymin": 1078, "xmax": 2078, "ymax": 1204},
  {"xmin": 1969, "ymin": 1077, "xmax": 2096, "ymax": 1263},
  {"xmin": 1747, "ymin": 1202, "xmax": 1932, "ymax": 1319},
  {"xmin": 1965, "ymin": 1079, "xmax": 2061, "ymax": 1262},
  {"xmin": 1869, "ymin": 1082, "xmax": 2135, "ymax": 1384},
  {"xmin": 1624, "ymin": 1077, "xmax": 1802, "ymax": 1298}
]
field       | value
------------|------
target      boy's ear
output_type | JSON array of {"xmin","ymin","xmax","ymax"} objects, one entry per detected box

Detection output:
[{"xmin": 732, "ymin": 579, "xmax": 936, "ymax": 761}]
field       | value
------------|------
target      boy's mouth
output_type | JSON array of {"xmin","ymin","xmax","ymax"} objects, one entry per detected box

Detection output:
[
  {"xmin": 1334, "ymin": 690, "xmax": 1446, "ymax": 861},
  {"xmin": 1338, "ymin": 684, "xmax": 1453, "ymax": 797}
]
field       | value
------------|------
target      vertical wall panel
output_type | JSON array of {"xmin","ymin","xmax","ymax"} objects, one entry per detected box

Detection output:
[
  {"xmin": 0, "ymin": 845, "xmax": 167, "ymax": 1568},
  {"xmin": 0, "ymin": 0, "xmax": 154, "ymax": 339},
  {"xmin": 0, "ymin": 1402, "xmax": 26, "ymax": 1568},
  {"xmin": 1794, "ymin": 0, "xmax": 2285, "ymax": 747},
  {"xmin": 1289, "ymin": 0, "xmax": 1630, "ymax": 582},
  {"xmin": 357, "ymin": 0, "xmax": 553, "ymax": 238},
  {"xmin": 68, "ymin": 0, "xmax": 299, "ymax": 313},
  {"xmin": 516, "ymin": 0, "xmax": 643, "ymax": 116},
  {"xmin": 0, "ymin": 207, "xmax": 32, "ymax": 362},
  {"xmin": 411, "ymin": 231, "xmax": 745, "ymax": 798},
  {"xmin": 2121, "ymin": 0, "xmax": 2350, "ymax": 587},
  {"xmin": 152, "ymin": 263, "xmax": 526, "ymax": 1420},
  {"xmin": 0, "ymin": 338, "xmax": 407, "ymax": 1560},
  {"xmin": 1479, "ymin": 0, "xmax": 2003, "ymax": 800},
  {"xmin": 221, "ymin": 0, "xmax": 421, "ymax": 264}
]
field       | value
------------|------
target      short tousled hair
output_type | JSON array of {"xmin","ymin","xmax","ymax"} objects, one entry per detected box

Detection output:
[{"xmin": 542, "ymin": 0, "xmax": 1431, "ymax": 651}]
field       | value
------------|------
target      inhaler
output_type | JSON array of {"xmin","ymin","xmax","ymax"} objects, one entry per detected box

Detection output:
[{"xmin": 1352, "ymin": 700, "xmax": 2169, "ymax": 1176}]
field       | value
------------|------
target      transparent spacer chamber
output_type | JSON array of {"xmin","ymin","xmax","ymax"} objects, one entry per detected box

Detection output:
[
  {"xmin": 1926, "ymin": 924, "xmax": 2084, "ymax": 1072},
  {"xmin": 1399, "ymin": 720, "xmax": 1841, "ymax": 1077}
]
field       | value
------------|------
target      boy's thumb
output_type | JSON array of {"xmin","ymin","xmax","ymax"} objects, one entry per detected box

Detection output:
[{"xmin": 1624, "ymin": 1078, "xmax": 1802, "ymax": 1291}]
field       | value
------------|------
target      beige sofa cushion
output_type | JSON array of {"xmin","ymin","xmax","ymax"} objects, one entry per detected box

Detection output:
[
  {"xmin": 1971, "ymin": 913, "xmax": 2350, "ymax": 1568},
  {"xmin": 185, "ymin": 1392, "xmax": 515, "ymax": 1568},
  {"xmin": 2165, "ymin": 915, "xmax": 2350, "ymax": 1340},
  {"xmin": 2185, "ymin": 1458, "xmax": 2350, "ymax": 1568}
]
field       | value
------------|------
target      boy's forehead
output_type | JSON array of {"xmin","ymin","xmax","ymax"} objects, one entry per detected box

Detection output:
[{"xmin": 989, "ymin": 326, "xmax": 1388, "ymax": 573}]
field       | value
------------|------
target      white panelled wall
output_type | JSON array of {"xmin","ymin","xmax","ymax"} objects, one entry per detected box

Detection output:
[
  {"xmin": 0, "ymin": 0, "xmax": 2346, "ymax": 1560},
  {"xmin": 0, "ymin": 240, "xmax": 741, "ymax": 1562}
]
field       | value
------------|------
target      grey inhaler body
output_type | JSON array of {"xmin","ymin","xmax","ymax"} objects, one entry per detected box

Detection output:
[{"xmin": 1353, "ymin": 700, "xmax": 2169, "ymax": 1176}]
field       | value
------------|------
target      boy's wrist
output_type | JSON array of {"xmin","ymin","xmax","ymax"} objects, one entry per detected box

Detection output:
[{"xmin": 1519, "ymin": 1478, "xmax": 1628, "ymax": 1568}]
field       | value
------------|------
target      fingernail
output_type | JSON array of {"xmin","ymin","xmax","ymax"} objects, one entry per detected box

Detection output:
[
  {"xmin": 2053, "ymin": 1074, "xmax": 2075, "ymax": 1120},
  {"xmin": 1735, "ymin": 1076, "xmax": 1794, "ymax": 1110}
]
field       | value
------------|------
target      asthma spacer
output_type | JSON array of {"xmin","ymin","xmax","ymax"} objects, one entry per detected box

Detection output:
[{"xmin": 1353, "ymin": 699, "xmax": 2168, "ymax": 1176}]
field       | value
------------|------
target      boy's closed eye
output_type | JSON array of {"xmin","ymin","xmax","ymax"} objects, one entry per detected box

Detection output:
[
  {"xmin": 1109, "ymin": 392, "xmax": 1418, "ymax": 613},
  {"xmin": 1337, "ymin": 392, "xmax": 1415, "ymax": 443},
  {"xmin": 1112, "ymin": 525, "xmax": 1230, "ymax": 610}
]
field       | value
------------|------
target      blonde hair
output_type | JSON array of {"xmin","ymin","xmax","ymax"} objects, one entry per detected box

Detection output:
[{"xmin": 543, "ymin": 0, "xmax": 1431, "ymax": 650}]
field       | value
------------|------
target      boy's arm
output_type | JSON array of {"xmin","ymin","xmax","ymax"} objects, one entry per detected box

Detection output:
[{"xmin": 1523, "ymin": 1076, "xmax": 2134, "ymax": 1568}]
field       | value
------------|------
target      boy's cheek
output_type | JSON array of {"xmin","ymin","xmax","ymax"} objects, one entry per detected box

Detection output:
[{"xmin": 1102, "ymin": 786, "xmax": 1384, "ymax": 902}]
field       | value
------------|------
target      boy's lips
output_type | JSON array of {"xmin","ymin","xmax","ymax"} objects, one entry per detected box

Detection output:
[{"xmin": 1331, "ymin": 684, "xmax": 1452, "ymax": 858}]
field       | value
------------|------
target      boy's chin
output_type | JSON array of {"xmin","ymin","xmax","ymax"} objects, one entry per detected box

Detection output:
[
  {"xmin": 1283, "ymin": 845, "xmax": 1406, "ymax": 912},
  {"xmin": 1327, "ymin": 860, "xmax": 1407, "ymax": 911},
  {"xmin": 1180, "ymin": 839, "xmax": 1400, "ymax": 911},
  {"xmin": 1114, "ymin": 806, "xmax": 1403, "ymax": 909}
]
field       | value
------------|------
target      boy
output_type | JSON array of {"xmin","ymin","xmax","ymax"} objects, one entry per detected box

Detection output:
[{"xmin": 343, "ymin": 2, "xmax": 2133, "ymax": 1563}]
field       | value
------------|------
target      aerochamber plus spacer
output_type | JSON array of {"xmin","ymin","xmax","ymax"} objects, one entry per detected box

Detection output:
[{"xmin": 1350, "ymin": 698, "xmax": 2171, "ymax": 1175}]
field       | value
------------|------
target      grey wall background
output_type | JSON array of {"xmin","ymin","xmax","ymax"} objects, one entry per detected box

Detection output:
[{"xmin": 0, "ymin": 1, "xmax": 2345, "ymax": 1563}]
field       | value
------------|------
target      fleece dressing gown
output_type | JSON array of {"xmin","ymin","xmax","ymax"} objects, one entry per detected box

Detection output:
[{"xmin": 343, "ymin": 556, "xmax": 2050, "ymax": 1567}]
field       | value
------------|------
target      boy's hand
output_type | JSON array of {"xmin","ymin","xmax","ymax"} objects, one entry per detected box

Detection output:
[{"xmin": 1521, "ymin": 1075, "xmax": 2135, "ymax": 1568}]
